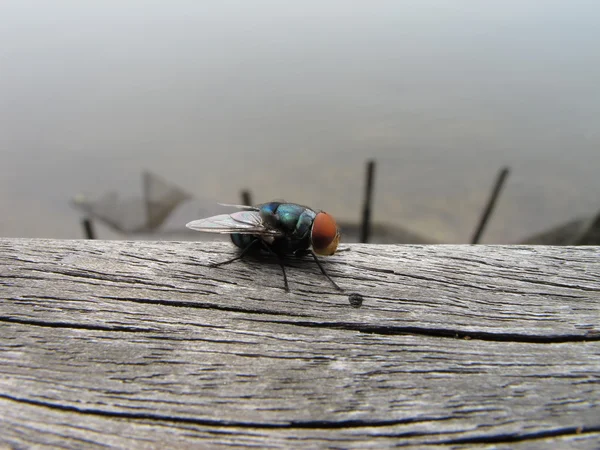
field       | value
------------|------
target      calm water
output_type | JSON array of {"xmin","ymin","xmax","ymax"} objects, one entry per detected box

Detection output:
[{"xmin": 1, "ymin": 1, "xmax": 599, "ymax": 243}]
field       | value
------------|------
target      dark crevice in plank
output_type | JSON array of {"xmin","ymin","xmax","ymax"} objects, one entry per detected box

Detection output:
[
  {"xmin": 1, "ymin": 274, "xmax": 55, "ymax": 282},
  {"xmin": 95, "ymin": 297, "xmax": 600, "ymax": 343},
  {"xmin": 3, "ymin": 394, "xmax": 598, "ymax": 446},
  {"xmin": 99, "ymin": 296, "xmax": 311, "ymax": 318},
  {"xmin": 258, "ymin": 320, "xmax": 600, "ymax": 343},
  {"xmin": 431, "ymin": 425, "xmax": 600, "ymax": 445},
  {"xmin": 0, "ymin": 316, "xmax": 156, "ymax": 333},
  {"xmin": 95, "ymin": 297, "xmax": 599, "ymax": 343},
  {"xmin": 0, "ymin": 393, "xmax": 449, "ymax": 430}
]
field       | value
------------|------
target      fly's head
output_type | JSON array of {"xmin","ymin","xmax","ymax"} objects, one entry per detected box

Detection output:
[{"xmin": 311, "ymin": 211, "xmax": 340, "ymax": 256}]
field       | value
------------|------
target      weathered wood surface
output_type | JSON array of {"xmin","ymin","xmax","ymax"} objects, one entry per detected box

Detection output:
[{"xmin": 0, "ymin": 238, "xmax": 599, "ymax": 449}]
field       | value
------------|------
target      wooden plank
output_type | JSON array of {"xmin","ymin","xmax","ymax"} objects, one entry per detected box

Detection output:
[{"xmin": 0, "ymin": 238, "xmax": 599, "ymax": 448}]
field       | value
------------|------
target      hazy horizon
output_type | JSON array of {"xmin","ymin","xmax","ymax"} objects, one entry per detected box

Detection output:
[{"xmin": 1, "ymin": 1, "xmax": 599, "ymax": 242}]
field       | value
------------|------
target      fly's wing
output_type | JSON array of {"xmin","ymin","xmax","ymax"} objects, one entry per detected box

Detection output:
[{"xmin": 186, "ymin": 211, "xmax": 282, "ymax": 236}]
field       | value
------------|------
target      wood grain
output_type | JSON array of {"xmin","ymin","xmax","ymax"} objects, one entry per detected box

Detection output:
[{"xmin": 0, "ymin": 238, "xmax": 599, "ymax": 448}]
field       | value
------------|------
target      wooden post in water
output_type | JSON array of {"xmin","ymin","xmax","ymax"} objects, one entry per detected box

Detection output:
[
  {"xmin": 241, "ymin": 190, "xmax": 253, "ymax": 207},
  {"xmin": 81, "ymin": 218, "xmax": 95, "ymax": 240},
  {"xmin": 360, "ymin": 160, "xmax": 376, "ymax": 243},
  {"xmin": 471, "ymin": 167, "xmax": 510, "ymax": 244}
]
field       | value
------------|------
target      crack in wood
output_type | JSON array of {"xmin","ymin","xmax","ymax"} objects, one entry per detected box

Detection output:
[
  {"xmin": 429, "ymin": 425, "xmax": 600, "ymax": 445},
  {"xmin": 2, "ymin": 394, "xmax": 597, "ymax": 446},
  {"xmin": 0, "ymin": 316, "xmax": 156, "ymax": 333},
  {"xmin": 255, "ymin": 319, "xmax": 600, "ymax": 343},
  {"xmin": 0, "ymin": 394, "xmax": 448, "ymax": 429},
  {"xmin": 98, "ymin": 295, "xmax": 311, "ymax": 318}
]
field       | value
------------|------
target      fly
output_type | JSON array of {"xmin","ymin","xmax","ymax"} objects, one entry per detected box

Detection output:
[{"xmin": 186, "ymin": 201, "xmax": 362, "ymax": 305}]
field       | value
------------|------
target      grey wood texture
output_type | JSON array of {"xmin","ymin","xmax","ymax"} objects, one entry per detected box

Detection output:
[{"xmin": 0, "ymin": 238, "xmax": 599, "ymax": 449}]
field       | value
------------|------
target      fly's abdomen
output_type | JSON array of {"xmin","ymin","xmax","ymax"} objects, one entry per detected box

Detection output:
[{"xmin": 231, "ymin": 233, "xmax": 255, "ymax": 249}]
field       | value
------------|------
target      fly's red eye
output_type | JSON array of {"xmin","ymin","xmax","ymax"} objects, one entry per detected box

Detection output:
[{"xmin": 311, "ymin": 212, "xmax": 340, "ymax": 255}]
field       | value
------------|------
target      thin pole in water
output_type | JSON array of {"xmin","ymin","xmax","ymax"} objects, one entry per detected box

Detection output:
[
  {"xmin": 471, "ymin": 167, "xmax": 510, "ymax": 244},
  {"xmin": 82, "ymin": 218, "xmax": 96, "ymax": 239},
  {"xmin": 241, "ymin": 190, "xmax": 253, "ymax": 207},
  {"xmin": 360, "ymin": 160, "xmax": 376, "ymax": 243}
]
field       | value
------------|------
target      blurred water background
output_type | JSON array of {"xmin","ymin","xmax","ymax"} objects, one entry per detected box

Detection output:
[{"xmin": 1, "ymin": 0, "xmax": 599, "ymax": 243}]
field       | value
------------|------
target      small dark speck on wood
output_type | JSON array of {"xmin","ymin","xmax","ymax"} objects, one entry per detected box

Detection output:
[
  {"xmin": 0, "ymin": 238, "xmax": 599, "ymax": 449},
  {"xmin": 348, "ymin": 292, "xmax": 363, "ymax": 308}
]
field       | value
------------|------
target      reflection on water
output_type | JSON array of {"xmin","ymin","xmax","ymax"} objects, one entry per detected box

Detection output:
[{"xmin": 1, "ymin": 1, "xmax": 599, "ymax": 243}]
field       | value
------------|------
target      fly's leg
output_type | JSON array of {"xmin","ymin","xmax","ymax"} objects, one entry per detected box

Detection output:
[
  {"xmin": 309, "ymin": 250, "xmax": 343, "ymax": 292},
  {"xmin": 277, "ymin": 260, "xmax": 290, "ymax": 292},
  {"xmin": 260, "ymin": 242, "xmax": 290, "ymax": 292},
  {"xmin": 209, "ymin": 239, "xmax": 260, "ymax": 268}
]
